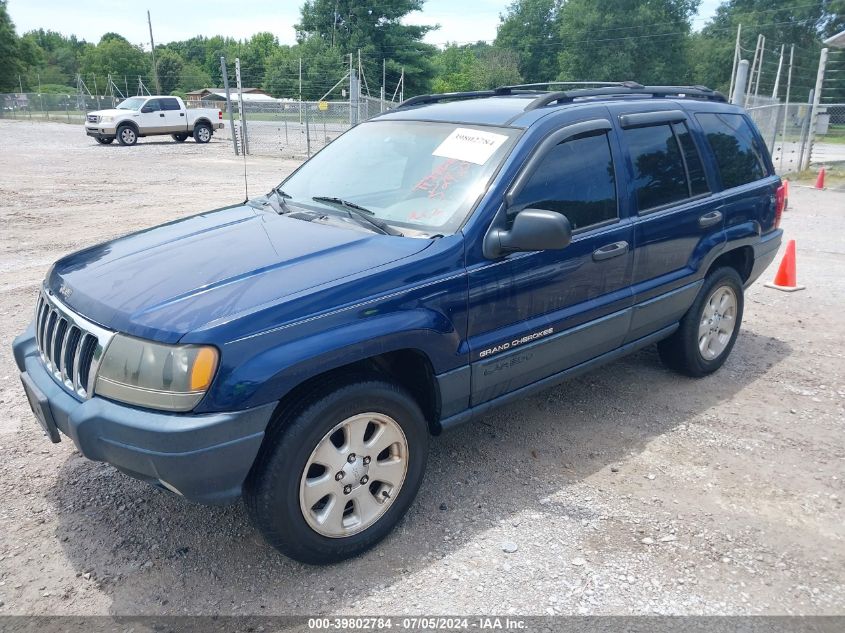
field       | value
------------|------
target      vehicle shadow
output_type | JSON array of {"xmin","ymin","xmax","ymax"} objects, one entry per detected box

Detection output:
[{"xmin": 46, "ymin": 329, "xmax": 790, "ymax": 615}]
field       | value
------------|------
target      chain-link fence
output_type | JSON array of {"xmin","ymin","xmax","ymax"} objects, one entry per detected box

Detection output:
[
  {"xmin": 211, "ymin": 94, "xmax": 394, "ymax": 158},
  {"xmin": 746, "ymin": 97, "xmax": 845, "ymax": 172},
  {"xmin": 0, "ymin": 91, "xmax": 395, "ymax": 158}
]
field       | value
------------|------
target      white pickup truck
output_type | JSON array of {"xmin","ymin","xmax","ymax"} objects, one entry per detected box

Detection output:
[{"xmin": 85, "ymin": 95, "xmax": 223, "ymax": 146}]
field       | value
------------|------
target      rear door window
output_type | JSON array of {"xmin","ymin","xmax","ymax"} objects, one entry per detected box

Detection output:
[
  {"xmin": 624, "ymin": 124, "xmax": 689, "ymax": 211},
  {"xmin": 160, "ymin": 98, "xmax": 181, "ymax": 111},
  {"xmin": 695, "ymin": 112, "xmax": 768, "ymax": 189}
]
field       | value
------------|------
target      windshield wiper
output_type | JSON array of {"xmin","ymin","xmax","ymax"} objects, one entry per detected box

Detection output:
[{"xmin": 311, "ymin": 196, "xmax": 403, "ymax": 236}]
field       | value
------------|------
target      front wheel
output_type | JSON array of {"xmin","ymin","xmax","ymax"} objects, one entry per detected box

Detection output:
[
  {"xmin": 245, "ymin": 378, "xmax": 429, "ymax": 564},
  {"xmin": 116, "ymin": 125, "xmax": 137, "ymax": 146},
  {"xmin": 658, "ymin": 266, "xmax": 744, "ymax": 377},
  {"xmin": 171, "ymin": 133, "xmax": 188, "ymax": 142},
  {"xmin": 95, "ymin": 137, "xmax": 114, "ymax": 145},
  {"xmin": 193, "ymin": 123, "xmax": 212, "ymax": 143}
]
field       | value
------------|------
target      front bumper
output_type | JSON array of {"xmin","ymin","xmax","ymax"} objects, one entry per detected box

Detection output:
[
  {"xmin": 13, "ymin": 325, "xmax": 275, "ymax": 504},
  {"xmin": 85, "ymin": 125, "xmax": 117, "ymax": 138}
]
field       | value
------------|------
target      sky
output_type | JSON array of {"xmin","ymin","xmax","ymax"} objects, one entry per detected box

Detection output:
[{"xmin": 8, "ymin": 0, "xmax": 724, "ymax": 49}]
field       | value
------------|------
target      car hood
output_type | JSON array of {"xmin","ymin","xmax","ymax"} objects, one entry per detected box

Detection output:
[{"xmin": 46, "ymin": 204, "xmax": 432, "ymax": 343}]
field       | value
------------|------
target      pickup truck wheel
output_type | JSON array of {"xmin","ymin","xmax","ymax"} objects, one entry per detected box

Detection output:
[
  {"xmin": 116, "ymin": 125, "xmax": 137, "ymax": 146},
  {"xmin": 193, "ymin": 123, "xmax": 212, "ymax": 143},
  {"xmin": 95, "ymin": 137, "xmax": 114, "ymax": 144},
  {"xmin": 245, "ymin": 378, "xmax": 429, "ymax": 564},
  {"xmin": 658, "ymin": 267, "xmax": 744, "ymax": 377},
  {"xmin": 171, "ymin": 133, "xmax": 188, "ymax": 142}
]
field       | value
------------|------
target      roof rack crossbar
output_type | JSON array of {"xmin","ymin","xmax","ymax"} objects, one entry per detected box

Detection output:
[
  {"xmin": 398, "ymin": 88, "xmax": 515, "ymax": 109},
  {"xmin": 498, "ymin": 80, "xmax": 643, "ymax": 91},
  {"xmin": 524, "ymin": 85, "xmax": 726, "ymax": 110}
]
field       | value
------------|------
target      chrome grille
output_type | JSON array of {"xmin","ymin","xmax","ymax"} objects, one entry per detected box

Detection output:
[
  {"xmin": 34, "ymin": 290, "xmax": 113, "ymax": 399},
  {"xmin": 86, "ymin": 114, "xmax": 99, "ymax": 123}
]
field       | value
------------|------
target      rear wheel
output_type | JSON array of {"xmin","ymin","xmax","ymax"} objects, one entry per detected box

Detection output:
[
  {"xmin": 116, "ymin": 124, "xmax": 137, "ymax": 146},
  {"xmin": 193, "ymin": 123, "xmax": 212, "ymax": 143},
  {"xmin": 658, "ymin": 267, "xmax": 744, "ymax": 377},
  {"xmin": 95, "ymin": 137, "xmax": 114, "ymax": 145},
  {"xmin": 171, "ymin": 133, "xmax": 188, "ymax": 142},
  {"xmin": 245, "ymin": 377, "xmax": 429, "ymax": 564}
]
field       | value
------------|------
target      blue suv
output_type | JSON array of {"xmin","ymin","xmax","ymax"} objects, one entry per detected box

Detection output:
[{"xmin": 13, "ymin": 82, "xmax": 784, "ymax": 563}]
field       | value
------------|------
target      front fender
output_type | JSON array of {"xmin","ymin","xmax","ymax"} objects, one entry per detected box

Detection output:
[{"xmin": 199, "ymin": 308, "xmax": 464, "ymax": 411}]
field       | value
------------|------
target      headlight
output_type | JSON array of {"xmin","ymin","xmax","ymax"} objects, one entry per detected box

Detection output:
[
  {"xmin": 100, "ymin": 116, "xmax": 113, "ymax": 123},
  {"xmin": 95, "ymin": 334, "xmax": 219, "ymax": 412}
]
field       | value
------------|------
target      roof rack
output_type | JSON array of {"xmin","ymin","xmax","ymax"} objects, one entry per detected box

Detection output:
[
  {"xmin": 397, "ymin": 87, "xmax": 525, "ymax": 108},
  {"xmin": 396, "ymin": 82, "xmax": 726, "ymax": 110},
  {"xmin": 524, "ymin": 85, "xmax": 726, "ymax": 110},
  {"xmin": 499, "ymin": 80, "xmax": 643, "ymax": 91}
]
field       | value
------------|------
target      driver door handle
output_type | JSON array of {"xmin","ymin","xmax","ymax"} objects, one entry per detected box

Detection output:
[
  {"xmin": 159, "ymin": 113, "xmax": 165, "ymax": 117},
  {"xmin": 699, "ymin": 210, "xmax": 722, "ymax": 228},
  {"xmin": 592, "ymin": 241, "xmax": 629, "ymax": 262}
]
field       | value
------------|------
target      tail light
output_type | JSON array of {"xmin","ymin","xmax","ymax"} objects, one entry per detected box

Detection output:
[
  {"xmin": 774, "ymin": 183, "xmax": 786, "ymax": 228},
  {"xmin": 219, "ymin": 110, "xmax": 223, "ymax": 120}
]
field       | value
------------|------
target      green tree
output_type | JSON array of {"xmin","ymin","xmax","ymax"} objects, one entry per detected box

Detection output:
[
  {"xmin": 432, "ymin": 42, "xmax": 522, "ymax": 92},
  {"xmin": 81, "ymin": 35, "xmax": 149, "ymax": 93},
  {"xmin": 296, "ymin": 0, "xmax": 438, "ymax": 96},
  {"xmin": 263, "ymin": 38, "xmax": 345, "ymax": 99},
  {"xmin": 495, "ymin": 0, "xmax": 561, "ymax": 82},
  {"xmin": 557, "ymin": 0, "xmax": 699, "ymax": 85},
  {"xmin": 156, "ymin": 48, "xmax": 184, "ymax": 94},
  {"xmin": 693, "ymin": 0, "xmax": 845, "ymax": 98},
  {"xmin": 0, "ymin": 0, "xmax": 32, "ymax": 91}
]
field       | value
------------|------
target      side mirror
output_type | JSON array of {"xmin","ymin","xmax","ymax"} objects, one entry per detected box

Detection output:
[
  {"xmin": 486, "ymin": 208, "xmax": 572, "ymax": 257},
  {"xmin": 140, "ymin": 105, "xmax": 153, "ymax": 113}
]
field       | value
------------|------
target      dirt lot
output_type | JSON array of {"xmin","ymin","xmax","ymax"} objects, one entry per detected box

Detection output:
[{"xmin": 0, "ymin": 119, "xmax": 843, "ymax": 616}]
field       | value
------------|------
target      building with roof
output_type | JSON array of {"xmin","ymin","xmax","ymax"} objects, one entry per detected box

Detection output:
[{"xmin": 186, "ymin": 88, "xmax": 276, "ymax": 103}]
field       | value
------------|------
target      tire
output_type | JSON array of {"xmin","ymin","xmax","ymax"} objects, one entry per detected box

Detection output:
[
  {"xmin": 244, "ymin": 377, "xmax": 429, "ymax": 564},
  {"xmin": 658, "ymin": 266, "xmax": 744, "ymax": 377},
  {"xmin": 116, "ymin": 124, "xmax": 137, "ymax": 146},
  {"xmin": 193, "ymin": 123, "xmax": 212, "ymax": 143},
  {"xmin": 171, "ymin": 133, "xmax": 188, "ymax": 142},
  {"xmin": 95, "ymin": 137, "xmax": 114, "ymax": 145}
]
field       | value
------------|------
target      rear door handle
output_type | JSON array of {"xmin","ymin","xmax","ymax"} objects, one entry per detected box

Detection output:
[
  {"xmin": 592, "ymin": 241, "xmax": 629, "ymax": 262},
  {"xmin": 159, "ymin": 113, "xmax": 165, "ymax": 117},
  {"xmin": 698, "ymin": 210, "xmax": 722, "ymax": 228}
]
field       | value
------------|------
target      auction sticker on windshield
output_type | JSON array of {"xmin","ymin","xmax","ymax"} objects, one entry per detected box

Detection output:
[{"xmin": 433, "ymin": 127, "xmax": 509, "ymax": 165}]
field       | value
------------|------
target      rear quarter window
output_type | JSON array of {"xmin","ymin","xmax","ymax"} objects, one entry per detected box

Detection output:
[{"xmin": 695, "ymin": 112, "xmax": 769, "ymax": 189}]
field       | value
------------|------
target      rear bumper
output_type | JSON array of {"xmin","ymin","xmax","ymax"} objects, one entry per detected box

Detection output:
[
  {"xmin": 747, "ymin": 228, "xmax": 783, "ymax": 287},
  {"xmin": 13, "ymin": 325, "xmax": 275, "ymax": 504}
]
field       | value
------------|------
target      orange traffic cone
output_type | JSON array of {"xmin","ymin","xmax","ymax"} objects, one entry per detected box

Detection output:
[
  {"xmin": 815, "ymin": 168, "xmax": 826, "ymax": 190},
  {"xmin": 765, "ymin": 239, "xmax": 805, "ymax": 292},
  {"xmin": 782, "ymin": 178, "xmax": 789, "ymax": 210}
]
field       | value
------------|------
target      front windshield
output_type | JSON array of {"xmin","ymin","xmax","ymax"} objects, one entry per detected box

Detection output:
[
  {"xmin": 279, "ymin": 120, "xmax": 519, "ymax": 235},
  {"xmin": 116, "ymin": 97, "xmax": 146, "ymax": 111}
]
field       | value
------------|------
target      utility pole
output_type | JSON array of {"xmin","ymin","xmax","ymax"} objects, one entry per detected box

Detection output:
[
  {"xmin": 235, "ymin": 57, "xmax": 249, "ymax": 155},
  {"xmin": 728, "ymin": 24, "xmax": 742, "ymax": 102},
  {"xmin": 731, "ymin": 60, "xmax": 749, "ymax": 106},
  {"xmin": 147, "ymin": 10, "xmax": 161, "ymax": 94},
  {"xmin": 220, "ymin": 56, "xmax": 238, "ymax": 156},
  {"xmin": 772, "ymin": 44, "xmax": 785, "ymax": 99},
  {"xmin": 780, "ymin": 45, "xmax": 795, "ymax": 173},
  {"xmin": 804, "ymin": 48, "xmax": 829, "ymax": 171},
  {"xmin": 753, "ymin": 35, "xmax": 765, "ymax": 100},
  {"xmin": 299, "ymin": 57, "xmax": 302, "ymax": 124},
  {"xmin": 381, "ymin": 59, "xmax": 386, "ymax": 112},
  {"xmin": 745, "ymin": 34, "xmax": 762, "ymax": 107}
]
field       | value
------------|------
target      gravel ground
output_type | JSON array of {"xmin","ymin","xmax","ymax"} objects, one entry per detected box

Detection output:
[{"xmin": 0, "ymin": 119, "xmax": 843, "ymax": 616}]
